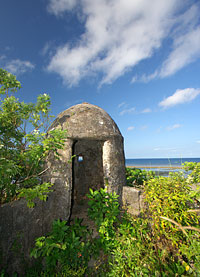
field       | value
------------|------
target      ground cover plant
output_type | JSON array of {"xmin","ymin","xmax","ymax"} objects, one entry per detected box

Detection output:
[{"xmin": 24, "ymin": 164, "xmax": 200, "ymax": 276}]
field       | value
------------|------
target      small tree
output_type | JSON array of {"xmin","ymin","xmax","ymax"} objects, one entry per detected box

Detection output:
[{"xmin": 0, "ymin": 68, "xmax": 66, "ymax": 206}]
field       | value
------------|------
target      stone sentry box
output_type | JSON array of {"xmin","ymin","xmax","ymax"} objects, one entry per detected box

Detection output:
[
  {"xmin": 0, "ymin": 103, "xmax": 126, "ymax": 273},
  {"xmin": 46, "ymin": 102, "xmax": 126, "ymax": 220}
]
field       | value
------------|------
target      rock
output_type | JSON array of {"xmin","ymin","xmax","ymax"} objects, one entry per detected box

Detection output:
[{"xmin": 122, "ymin": 186, "xmax": 144, "ymax": 216}]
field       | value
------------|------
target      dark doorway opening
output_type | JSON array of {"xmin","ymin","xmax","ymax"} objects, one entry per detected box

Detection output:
[{"xmin": 70, "ymin": 139, "xmax": 104, "ymax": 222}]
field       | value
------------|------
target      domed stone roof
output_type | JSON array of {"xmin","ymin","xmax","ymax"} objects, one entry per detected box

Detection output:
[{"xmin": 50, "ymin": 102, "xmax": 122, "ymax": 139}]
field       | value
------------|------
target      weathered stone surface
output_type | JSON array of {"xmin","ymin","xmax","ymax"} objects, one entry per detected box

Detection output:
[
  {"xmin": 122, "ymin": 183, "xmax": 200, "ymax": 216},
  {"xmin": 0, "ymin": 103, "xmax": 126, "ymax": 274},
  {"xmin": 50, "ymin": 103, "xmax": 122, "ymax": 139},
  {"xmin": 122, "ymin": 186, "xmax": 144, "ymax": 216},
  {"xmin": 0, "ymin": 183, "xmax": 70, "ymax": 274},
  {"xmin": 46, "ymin": 103, "xmax": 126, "ymax": 218}
]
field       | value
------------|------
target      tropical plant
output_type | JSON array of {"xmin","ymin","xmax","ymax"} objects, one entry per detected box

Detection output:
[
  {"xmin": 30, "ymin": 167, "xmax": 200, "ymax": 276},
  {"xmin": 126, "ymin": 167, "xmax": 155, "ymax": 187},
  {"xmin": 87, "ymin": 187, "xmax": 120, "ymax": 250},
  {"xmin": 30, "ymin": 219, "xmax": 91, "ymax": 275},
  {"xmin": 184, "ymin": 161, "xmax": 200, "ymax": 184},
  {"xmin": 0, "ymin": 68, "xmax": 66, "ymax": 206},
  {"xmin": 142, "ymin": 170, "xmax": 200, "ymax": 275}
]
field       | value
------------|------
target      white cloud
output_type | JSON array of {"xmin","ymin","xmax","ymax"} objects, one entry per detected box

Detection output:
[
  {"xmin": 41, "ymin": 42, "xmax": 52, "ymax": 56},
  {"xmin": 132, "ymin": 4, "xmax": 200, "ymax": 83},
  {"xmin": 160, "ymin": 26, "xmax": 200, "ymax": 78},
  {"xmin": 196, "ymin": 140, "xmax": 200, "ymax": 144},
  {"xmin": 159, "ymin": 88, "xmax": 200, "ymax": 109},
  {"xmin": 47, "ymin": 0, "xmax": 187, "ymax": 86},
  {"xmin": 127, "ymin": 126, "xmax": 135, "ymax": 131},
  {"xmin": 47, "ymin": 0, "xmax": 78, "ymax": 16},
  {"xmin": 141, "ymin": 108, "xmax": 152, "ymax": 113},
  {"xmin": 132, "ymin": 71, "xmax": 158, "ymax": 83},
  {"xmin": 166, "ymin": 124, "xmax": 182, "ymax": 131},
  {"xmin": 0, "ymin": 55, "xmax": 6, "ymax": 61},
  {"xmin": 120, "ymin": 107, "xmax": 135, "ymax": 116},
  {"xmin": 118, "ymin": 102, "xmax": 126, "ymax": 108},
  {"xmin": 154, "ymin": 148, "xmax": 161, "ymax": 151},
  {"xmin": 5, "ymin": 59, "xmax": 35, "ymax": 75},
  {"xmin": 154, "ymin": 147, "xmax": 177, "ymax": 152}
]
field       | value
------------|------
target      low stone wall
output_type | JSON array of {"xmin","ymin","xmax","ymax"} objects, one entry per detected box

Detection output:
[
  {"xmin": 122, "ymin": 184, "xmax": 200, "ymax": 216},
  {"xmin": 0, "ymin": 182, "xmax": 71, "ymax": 275},
  {"xmin": 0, "ymin": 186, "xmax": 143, "ymax": 274},
  {"xmin": 122, "ymin": 186, "xmax": 144, "ymax": 216}
]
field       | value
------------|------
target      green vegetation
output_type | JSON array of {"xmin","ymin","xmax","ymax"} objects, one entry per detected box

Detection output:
[
  {"xmin": 30, "ymin": 219, "xmax": 91, "ymax": 275},
  {"xmin": 25, "ymin": 165, "xmax": 200, "ymax": 276},
  {"xmin": 0, "ymin": 68, "xmax": 66, "ymax": 207},
  {"xmin": 126, "ymin": 167, "xmax": 155, "ymax": 187},
  {"xmin": 1, "ymin": 68, "xmax": 200, "ymax": 276}
]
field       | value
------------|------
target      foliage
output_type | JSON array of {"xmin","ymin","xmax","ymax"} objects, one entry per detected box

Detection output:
[
  {"xmin": 0, "ymin": 68, "xmax": 67, "ymax": 205},
  {"xmin": 145, "ymin": 172, "xmax": 198, "ymax": 233},
  {"xmin": 17, "ymin": 183, "xmax": 54, "ymax": 208},
  {"xmin": 102, "ymin": 167, "xmax": 200, "ymax": 276},
  {"xmin": 29, "ymin": 164, "xmax": 200, "ymax": 275},
  {"xmin": 0, "ymin": 68, "xmax": 21, "ymax": 96},
  {"xmin": 1, "ymin": 83, "xmax": 200, "ymax": 277},
  {"xmin": 184, "ymin": 161, "xmax": 200, "ymax": 184},
  {"xmin": 30, "ymin": 219, "xmax": 91, "ymax": 275},
  {"xmin": 30, "ymin": 188, "xmax": 121, "ymax": 276},
  {"xmin": 126, "ymin": 167, "xmax": 155, "ymax": 187},
  {"xmin": 87, "ymin": 187, "xmax": 120, "ymax": 249},
  {"xmin": 143, "ymin": 170, "xmax": 200, "ymax": 275},
  {"xmin": 24, "ymin": 262, "xmax": 86, "ymax": 277},
  {"xmin": 107, "ymin": 214, "xmax": 158, "ymax": 276}
]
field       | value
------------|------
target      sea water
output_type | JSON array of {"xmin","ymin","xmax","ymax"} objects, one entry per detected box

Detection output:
[{"xmin": 125, "ymin": 158, "xmax": 200, "ymax": 176}]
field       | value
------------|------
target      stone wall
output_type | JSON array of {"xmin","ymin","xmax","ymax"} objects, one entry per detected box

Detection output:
[
  {"xmin": 0, "ymin": 180, "xmax": 71, "ymax": 275},
  {"xmin": 122, "ymin": 186, "xmax": 144, "ymax": 216},
  {"xmin": 0, "ymin": 103, "xmax": 127, "ymax": 274},
  {"xmin": 48, "ymin": 103, "xmax": 126, "ymax": 204},
  {"xmin": 0, "ymin": 185, "xmax": 143, "ymax": 274}
]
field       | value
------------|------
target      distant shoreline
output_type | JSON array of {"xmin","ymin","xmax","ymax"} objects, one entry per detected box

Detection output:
[
  {"xmin": 125, "ymin": 157, "xmax": 200, "ymax": 172},
  {"xmin": 126, "ymin": 165, "xmax": 182, "ymax": 169}
]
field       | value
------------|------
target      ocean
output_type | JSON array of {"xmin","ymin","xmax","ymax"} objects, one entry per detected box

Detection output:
[{"xmin": 125, "ymin": 158, "xmax": 200, "ymax": 176}]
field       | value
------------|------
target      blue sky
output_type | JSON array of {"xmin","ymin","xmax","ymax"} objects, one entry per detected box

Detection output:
[{"xmin": 1, "ymin": 0, "xmax": 200, "ymax": 158}]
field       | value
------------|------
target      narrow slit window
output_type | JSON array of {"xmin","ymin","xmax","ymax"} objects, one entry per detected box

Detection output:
[{"xmin": 78, "ymin": 156, "xmax": 83, "ymax": 162}]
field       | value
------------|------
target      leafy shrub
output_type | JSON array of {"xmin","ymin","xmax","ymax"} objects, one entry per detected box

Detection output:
[
  {"xmin": 29, "ymin": 163, "xmax": 200, "ymax": 276},
  {"xmin": 87, "ymin": 187, "xmax": 120, "ymax": 249},
  {"xmin": 29, "ymin": 172, "xmax": 200, "ymax": 276},
  {"xmin": 30, "ymin": 219, "xmax": 91, "ymax": 274},
  {"xmin": 126, "ymin": 167, "xmax": 155, "ymax": 187},
  {"xmin": 143, "ymin": 171, "xmax": 200, "ymax": 275},
  {"xmin": 29, "ymin": 188, "xmax": 121, "ymax": 276},
  {"xmin": 0, "ymin": 68, "xmax": 66, "ymax": 206},
  {"xmin": 106, "ymin": 168, "xmax": 200, "ymax": 276},
  {"xmin": 184, "ymin": 161, "xmax": 200, "ymax": 184}
]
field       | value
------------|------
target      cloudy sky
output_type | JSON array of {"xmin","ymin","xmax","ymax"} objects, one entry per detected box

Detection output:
[{"xmin": 1, "ymin": 0, "xmax": 200, "ymax": 158}]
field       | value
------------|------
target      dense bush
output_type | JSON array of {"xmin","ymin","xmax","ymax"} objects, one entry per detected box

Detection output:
[
  {"xmin": 27, "ymin": 165, "xmax": 200, "ymax": 276},
  {"xmin": 30, "ymin": 219, "xmax": 91, "ymax": 275},
  {"xmin": 0, "ymin": 68, "xmax": 66, "ymax": 207},
  {"xmin": 126, "ymin": 167, "xmax": 155, "ymax": 187}
]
